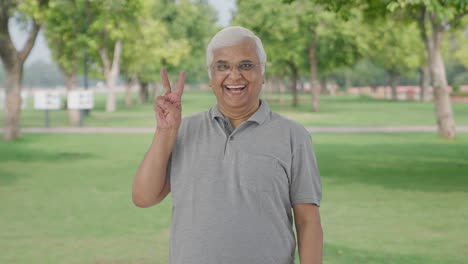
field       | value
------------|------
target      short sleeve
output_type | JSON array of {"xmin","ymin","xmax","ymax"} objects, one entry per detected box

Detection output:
[{"xmin": 289, "ymin": 130, "xmax": 322, "ymax": 206}]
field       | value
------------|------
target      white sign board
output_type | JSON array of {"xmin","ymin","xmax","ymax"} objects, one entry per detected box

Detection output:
[
  {"xmin": 67, "ymin": 90, "xmax": 94, "ymax": 110},
  {"xmin": 34, "ymin": 90, "xmax": 62, "ymax": 110},
  {"xmin": 21, "ymin": 91, "xmax": 28, "ymax": 110},
  {"xmin": 1, "ymin": 90, "xmax": 28, "ymax": 110}
]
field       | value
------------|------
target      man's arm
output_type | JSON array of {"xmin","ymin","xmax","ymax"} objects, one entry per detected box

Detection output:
[
  {"xmin": 132, "ymin": 130, "xmax": 175, "ymax": 207},
  {"xmin": 293, "ymin": 203, "xmax": 323, "ymax": 264},
  {"xmin": 132, "ymin": 69, "xmax": 184, "ymax": 208}
]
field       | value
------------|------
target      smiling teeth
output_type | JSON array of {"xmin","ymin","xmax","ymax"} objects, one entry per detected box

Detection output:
[{"xmin": 226, "ymin": 85, "xmax": 245, "ymax": 89}]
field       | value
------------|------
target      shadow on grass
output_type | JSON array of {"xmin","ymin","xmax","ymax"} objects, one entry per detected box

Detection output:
[
  {"xmin": 316, "ymin": 138, "xmax": 468, "ymax": 193},
  {"xmin": 0, "ymin": 168, "xmax": 21, "ymax": 186},
  {"xmin": 0, "ymin": 144, "xmax": 94, "ymax": 163},
  {"xmin": 0, "ymin": 137, "xmax": 95, "ymax": 186},
  {"xmin": 318, "ymin": 243, "xmax": 460, "ymax": 264}
]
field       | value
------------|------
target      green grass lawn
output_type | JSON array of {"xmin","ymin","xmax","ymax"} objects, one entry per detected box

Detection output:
[
  {"xmin": 6, "ymin": 89, "xmax": 468, "ymax": 128},
  {"xmin": 1, "ymin": 133, "xmax": 467, "ymax": 263}
]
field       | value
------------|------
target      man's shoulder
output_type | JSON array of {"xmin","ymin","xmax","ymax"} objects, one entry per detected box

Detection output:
[
  {"xmin": 182, "ymin": 111, "xmax": 209, "ymax": 124},
  {"xmin": 178, "ymin": 111, "xmax": 211, "ymax": 134},
  {"xmin": 269, "ymin": 111, "xmax": 310, "ymax": 137}
]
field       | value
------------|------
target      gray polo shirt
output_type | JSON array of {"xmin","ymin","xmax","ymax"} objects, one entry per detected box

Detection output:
[{"xmin": 168, "ymin": 100, "xmax": 321, "ymax": 264}]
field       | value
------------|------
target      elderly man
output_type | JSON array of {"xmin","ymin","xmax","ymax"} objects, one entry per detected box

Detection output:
[{"xmin": 133, "ymin": 26, "xmax": 323, "ymax": 264}]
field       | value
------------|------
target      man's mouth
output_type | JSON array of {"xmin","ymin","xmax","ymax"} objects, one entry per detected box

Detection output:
[{"xmin": 224, "ymin": 85, "xmax": 246, "ymax": 95}]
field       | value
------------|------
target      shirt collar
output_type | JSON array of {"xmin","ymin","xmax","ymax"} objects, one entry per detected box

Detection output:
[{"xmin": 210, "ymin": 99, "xmax": 270, "ymax": 125}]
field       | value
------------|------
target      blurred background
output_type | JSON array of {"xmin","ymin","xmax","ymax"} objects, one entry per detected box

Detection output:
[{"xmin": 1, "ymin": 0, "xmax": 467, "ymax": 263}]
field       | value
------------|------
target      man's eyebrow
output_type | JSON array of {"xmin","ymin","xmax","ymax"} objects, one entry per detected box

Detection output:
[{"xmin": 215, "ymin": 59, "xmax": 255, "ymax": 64}]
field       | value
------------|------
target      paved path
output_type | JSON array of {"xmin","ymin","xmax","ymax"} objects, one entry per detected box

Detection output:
[{"xmin": 6, "ymin": 126, "xmax": 468, "ymax": 134}]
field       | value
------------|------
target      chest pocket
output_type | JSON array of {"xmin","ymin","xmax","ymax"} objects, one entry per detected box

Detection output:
[{"xmin": 239, "ymin": 153, "xmax": 288, "ymax": 193}]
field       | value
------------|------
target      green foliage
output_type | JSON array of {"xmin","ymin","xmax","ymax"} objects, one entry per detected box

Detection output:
[
  {"xmin": 120, "ymin": 0, "xmax": 190, "ymax": 84},
  {"xmin": 235, "ymin": 0, "xmax": 367, "ymax": 80},
  {"xmin": 43, "ymin": 0, "xmax": 144, "ymax": 81},
  {"xmin": 16, "ymin": 0, "xmax": 50, "ymax": 23},
  {"xmin": 235, "ymin": 0, "xmax": 306, "ymax": 77},
  {"xmin": 156, "ymin": 0, "xmax": 219, "ymax": 83},
  {"xmin": 84, "ymin": 0, "xmax": 142, "ymax": 75},
  {"xmin": 442, "ymin": 25, "xmax": 468, "ymax": 87},
  {"xmin": 348, "ymin": 59, "xmax": 388, "ymax": 87},
  {"xmin": 366, "ymin": 19, "xmax": 423, "ymax": 77},
  {"xmin": 450, "ymin": 24, "xmax": 468, "ymax": 68},
  {"xmin": 119, "ymin": 0, "xmax": 217, "ymax": 85},
  {"xmin": 312, "ymin": 8, "xmax": 369, "ymax": 75},
  {"xmin": 22, "ymin": 61, "xmax": 64, "ymax": 87},
  {"xmin": 44, "ymin": 0, "xmax": 87, "ymax": 75},
  {"xmin": 387, "ymin": 0, "xmax": 468, "ymax": 24}
]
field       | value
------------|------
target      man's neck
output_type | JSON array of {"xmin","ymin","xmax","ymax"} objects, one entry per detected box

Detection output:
[{"xmin": 218, "ymin": 101, "xmax": 260, "ymax": 128}]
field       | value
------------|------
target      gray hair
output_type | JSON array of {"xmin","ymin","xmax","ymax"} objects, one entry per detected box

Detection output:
[{"xmin": 206, "ymin": 26, "xmax": 267, "ymax": 79}]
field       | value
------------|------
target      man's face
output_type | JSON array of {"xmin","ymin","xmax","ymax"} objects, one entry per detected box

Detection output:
[{"xmin": 209, "ymin": 38, "xmax": 263, "ymax": 113}]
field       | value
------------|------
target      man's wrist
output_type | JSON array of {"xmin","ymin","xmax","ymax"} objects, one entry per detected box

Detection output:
[{"xmin": 155, "ymin": 126, "xmax": 179, "ymax": 136}]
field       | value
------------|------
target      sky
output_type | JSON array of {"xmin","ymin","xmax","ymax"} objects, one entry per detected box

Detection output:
[{"xmin": 10, "ymin": 0, "xmax": 235, "ymax": 66}]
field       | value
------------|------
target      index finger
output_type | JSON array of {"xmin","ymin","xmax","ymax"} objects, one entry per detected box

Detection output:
[
  {"xmin": 160, "ymin": 68, "xmax": 171, "ymax": 95},
  {"xmin": 174, "ymin": 71, "xmax": 185, "ymax": 97}
]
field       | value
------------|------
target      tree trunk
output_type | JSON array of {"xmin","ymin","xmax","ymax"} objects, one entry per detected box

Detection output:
[
  {"xmin": 124, "ymin": 86, "xmax": 133, "ymax": 108},
  {"xmin": 64, "ymin": 72, "xmax": 80, "ymax": 126},
  {"xmin": 416, "ymin": 12, "xmax": 432, "ymax": 102},
  {"xmin": 152, "ymin": 82, "xmax": 160, "ymax": 101},
  {"xmin": 417, "ymin": 8, "xmax": 455, "ymax": 138},
  {"xmin": 278, "ymin": 77, "xmax": 285, "ymax": 104},
  {"xmin": 320, "ymin": 78, "xmax": 327, "ymax": 95},
  {"xmin": 124, "ymin": 73, "xmax": 136, "ymax": 108},
  {"xmin": 0, "ymin": 14, "xmax": 41, "ymax": 140},
  {"xmin": 288, "ymin": 62, "xmax": 298, "ymax": 107},
  {"xmin": 139, "ymin": 82, "xmax": 149, "ymax": 104},
  {"xmin": 3, "ymin": 65, "xmax": 22, "ymax": 140},
  {"xmin": 430, "ymin": 27, "xmax": 456, "ymax": 139},
  {"xmin": 272, "ymin": 76, "xmax": 280, "ymax": 102},
  {"xmin": 309, "ymin": 41, "xmax": 320, "ymax": 112},
  {"xmin": 419, "ymin": 64, "xmax": 430, "ymax": 101},
  {"xmin": 344, "ymin": 69, "xmax": 351, "ymax": 91},
  {"xmin": 99, "ymin": 40, "xmax": 122, "ymax": 113},
  {"xmin": 266, "ymin": 78, "xmax": 273, "ymax": 101},
  {"xmin": 389, "ymin": 71, "xmax": 400, "ymax": 101}
]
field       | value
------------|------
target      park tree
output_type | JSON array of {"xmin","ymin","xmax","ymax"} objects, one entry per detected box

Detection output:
[
  {"xmin": 120, "ymin": 0, "xmax": 189, "ymax": 105},
  {"xmin": 451, "ymin": 27, "xmax": 468, "ymax": 69},
  {"xmin": 296, "ymin": 1, "xmax": 367, "ymax": 111},
  {"xmin": 310, "ymin": 0, "xmax": 468, "ymax": 138},
  {"xmin": 444, "ymin": 23, "xmax": 468, "ymax": 89},
  {"xmin": 85, "ymin": 0, "xmax": 141, "ymax": 113},
  {"xmin": 366, "ymin": 19, "xmax": 422, "ymax": 100},
  {"xmin": 386, "ymin": 0, "xmax": 468, "ymax": 139},
  {"xmin": 0, "ymin": 0, "xmax": 49, "ymax": 140},
  {"xmin": 236, "ymin": 0, "xmax": 366, "ymax": 109},
  {"xmin": 235, "ymin": 0, "xmax": 307, "ymax": 107},
  {"xmin": 162, "ymin": 0, "xmax": 219, "ymax": 84},
  {"xmin": 44, "ymin": 0, "xmax": 88, "ymax": 125}
]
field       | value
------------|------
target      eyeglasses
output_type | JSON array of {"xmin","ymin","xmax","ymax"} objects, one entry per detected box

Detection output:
[{"xmin": 211, "ymin": 61, "xmax": 259, "ymax": 75}]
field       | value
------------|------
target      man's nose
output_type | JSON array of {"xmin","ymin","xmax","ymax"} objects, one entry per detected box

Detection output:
[{"xmin": 227, "ymin": 66, "xmax": 242, "ymax": 79}]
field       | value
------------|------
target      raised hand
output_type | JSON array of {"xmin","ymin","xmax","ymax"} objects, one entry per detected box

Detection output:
[{"xmin": 155, "ymin": 69, "xmax": 185, "ymax": 133}]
